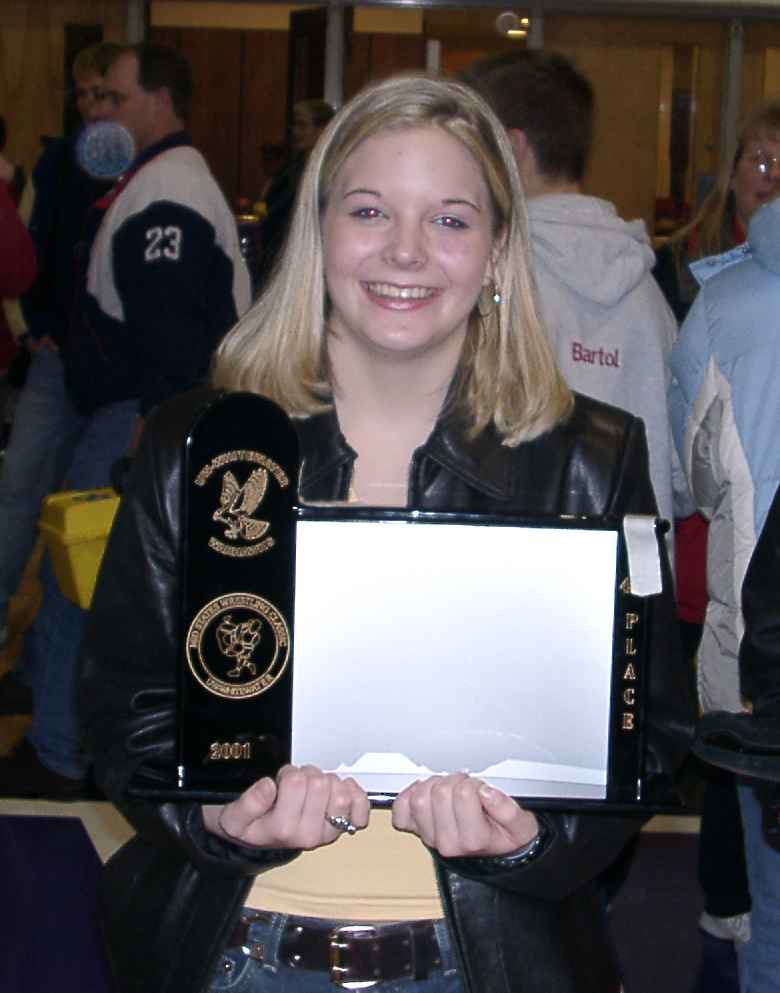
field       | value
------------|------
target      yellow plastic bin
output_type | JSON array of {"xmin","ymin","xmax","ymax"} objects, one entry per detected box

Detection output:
[{"xmin": 39, "ymin": 488, "xmax": 120, "ymax": 609}]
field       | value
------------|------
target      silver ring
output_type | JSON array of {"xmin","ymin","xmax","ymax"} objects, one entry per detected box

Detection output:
[{"xmin": 325, "ymin": 813, "xmax": 357, "ymax": 835}]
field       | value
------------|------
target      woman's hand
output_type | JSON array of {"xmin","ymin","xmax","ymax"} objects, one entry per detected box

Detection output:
[
  {"xmin": 392, "ymin": 773, "xmax": 539, "ymax": 858},
  {"xmin": 203, "ymin": 764, "xmax": 370, "ymax": 850}
]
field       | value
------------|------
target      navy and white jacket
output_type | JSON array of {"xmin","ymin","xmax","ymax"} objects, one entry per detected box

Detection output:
[{"xmin": 66, "ymin": 132, "xmax": 251, "ymax": 415}]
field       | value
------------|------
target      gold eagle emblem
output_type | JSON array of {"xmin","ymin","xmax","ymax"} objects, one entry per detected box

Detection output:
[{"xmin": 212, "ymin": 468, "xmax": 271, "ymax": 542}]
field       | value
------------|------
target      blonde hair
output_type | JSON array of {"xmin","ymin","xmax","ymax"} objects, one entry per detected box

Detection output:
[
  {"xmin": 213, "ymin": 73, "xmax": 572, "ymax": 445},
  {"xmin": 670, "ymin": 99, "xmax": 780, "ymax": 260}
]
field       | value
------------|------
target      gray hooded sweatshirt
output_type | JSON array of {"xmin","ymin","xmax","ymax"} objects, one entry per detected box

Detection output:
[{"xmin": 528, "ymin": 193, "xmax": 678, "ymax": 534}]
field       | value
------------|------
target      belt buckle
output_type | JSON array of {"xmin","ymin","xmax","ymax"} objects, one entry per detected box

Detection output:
[{"xmin": 329, "ymin": 924, "xmax": 379, "ymax": 990}]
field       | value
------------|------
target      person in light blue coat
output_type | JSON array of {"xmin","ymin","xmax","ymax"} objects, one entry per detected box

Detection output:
[{"xmin": 670, "ymin": 190, "xmax": 780, "ymax": 993}]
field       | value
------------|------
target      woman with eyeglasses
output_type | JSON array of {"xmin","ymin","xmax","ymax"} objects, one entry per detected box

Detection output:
[
  {"xmin": 655, "ymin": 103, "xmax": 780, "ymax": 992},
  {"xmin": 671, "ymin": 162, "xmax": 780, "ymax": 993},
  {"xmin": 81, "ymin": 74, "xmax": 692, "ymax": 993},
  {"xmin": 655, "ymin": 101, "xmax": 780, "ymax": 326}
]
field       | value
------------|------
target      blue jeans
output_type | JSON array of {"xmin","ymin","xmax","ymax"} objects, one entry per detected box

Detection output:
[
  {"xmin": 23, "ymin": 395, "xmax": 139, "ymax": 779},
  {"xmin": 208, "ymin": 914, "xmax": 463, "ymax": 993},
  {"xmin": 738, "ymin": 780, "xmax": 780, "ymax": 993},
  {"xmin": 0, "ymin": 350, "xmax": 82, "ymax": 619}
]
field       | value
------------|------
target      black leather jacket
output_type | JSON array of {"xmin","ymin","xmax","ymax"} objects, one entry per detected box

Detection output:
[{"xmin": 81, "ymin": 387, "xmax": 693, "ymax": 993}]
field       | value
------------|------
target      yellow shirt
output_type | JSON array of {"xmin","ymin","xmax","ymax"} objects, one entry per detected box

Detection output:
[{"xmin": 246, "ymin": 809, "xmax": 444, "ymax": 920}]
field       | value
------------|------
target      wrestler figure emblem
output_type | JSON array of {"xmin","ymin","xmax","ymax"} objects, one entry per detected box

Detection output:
[
  {"xmin": 216, "ymin": 615, "xmax": 263, "ymax": 678},
  {"xmin": 186, "ymin": 593, "xmax": 290, "ymax": 700}
]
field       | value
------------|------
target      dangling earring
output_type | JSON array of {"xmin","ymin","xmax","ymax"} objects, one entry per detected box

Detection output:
[{"xmin": 478, "ymin": 279, "xmax": 502, "ymax": 318}]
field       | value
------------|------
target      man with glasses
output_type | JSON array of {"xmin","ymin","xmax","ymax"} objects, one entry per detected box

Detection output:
[{"xmin": 0, "ymin": 41, "xmax": 250, "ymax": 798}]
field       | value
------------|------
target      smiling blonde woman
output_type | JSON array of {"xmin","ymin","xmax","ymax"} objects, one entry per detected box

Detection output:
[{"xmin": 82, "ymin": 73, "xmax": 693, "ymax": 993}]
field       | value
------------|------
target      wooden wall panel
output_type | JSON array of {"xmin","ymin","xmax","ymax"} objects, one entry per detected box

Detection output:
[
  {"xmin": 183, "ymin": 28, "xmax": 242, "ymax": 205},
  {"xmin": 766, "ymin": 49, "xmax": 780, "ymax": 100},
  {"xmin": 691, "ymin": 42, "xmax": 723, "ymax": 185},
  {"xmin": 544, "ymin": 15, "xmax": 726, "ymax": 49},
  {"xmin": 743, "ymin": 22, "xmax": 780, "ymax": 121},
  {"xmin": 679, "ymin": 45, "xmax": 700, "ymax": 209},
  {"xmin": 439, "ymin": 47, "xmax": 499, "ymax": 78},
  {"xmin": 344, "ymin": 33, "xmax": 425, "ymax": 100},
  {"xmin": 150, "ymin": 23, "xmax": 425, "ymax": 205},
  {"xmin": 742, "ymin": 48, "xmax": 767, "ymax": 127},
  {"xmin": 344, "ymin": 34, "xmax": 372, "ymax": 100},
  {"xmin": 362, "ymin": 34, "xmax": 426, "ymax": 84},
  {"xmin": 437, "ymin": 15, "xmax": 728, "ymax": 230},
  {"xmin": 558, "ymin": 44, "xmax": 664, "ymax": 228},
  {"xmin": 240, "ymin": 30, "xmax": 288, "ymax": 201},
  {"xmin": 6, "ymin": 8, "xmax": 780, "ymax": 227},
  {"xmin": 16, "ymin": 6, "xmax": 776, "ymax": 234},
  {"xmin": 0, "ymin": 0, "xmax": 126, "ymax": 176},
  {"xmin": 150, "ymin": 25, "xmax": 243, "ymax": 206},
  {"xmin": 149, "ymin": 26, "xmax": 183, "ymax": 49},
  {"xmin": 543, "ymin": 17, "xmax": 728, "ymax": 229},
  {"xmin": 656, "ymin": 47, "xmax": 674, "ymax": 201}
]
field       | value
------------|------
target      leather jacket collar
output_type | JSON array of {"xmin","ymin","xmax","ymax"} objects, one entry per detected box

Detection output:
[{"xmin": 296, "ymin": 404, "xmax": 516, "ymax": 504}]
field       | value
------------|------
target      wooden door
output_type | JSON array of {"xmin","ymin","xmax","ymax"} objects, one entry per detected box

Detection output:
[
  {"xmin": 344, "ymin": 33, "xmax": 426, "ymax": 100},
  {"xmin": 287, "ymin": 6, "xmax": 329, "ymax": 134},
  {"xmin": 150, "ymin": 25, "xmax": 242, "ymax": 207},
  {"xmin": 240, "ymin": 31, "xmax": 289, "ymax": 203}
]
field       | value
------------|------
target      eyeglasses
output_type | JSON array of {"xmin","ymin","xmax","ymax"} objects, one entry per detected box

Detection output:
[
  {"xmin": 74, "ymin": 85, "xmax": 107, "ymax": 103},
  {"xmin": 744, "ymin": 151, "xmax": 780, "ymax": 176}
]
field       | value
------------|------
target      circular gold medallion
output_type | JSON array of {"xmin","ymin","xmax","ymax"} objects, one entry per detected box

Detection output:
[{"xmin": 186, "ymin": 593, "xmax": 290, "ymax": 699}]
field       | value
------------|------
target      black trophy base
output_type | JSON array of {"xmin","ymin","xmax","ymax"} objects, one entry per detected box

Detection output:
[{"xmin": 174, "ymin": 391, "xmax": 299, "ymax": 800}]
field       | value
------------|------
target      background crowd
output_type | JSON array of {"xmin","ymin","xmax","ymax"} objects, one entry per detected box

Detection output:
[{"xmin": 0, "ymin": 37, "xmax": 779, "ymax": 993}]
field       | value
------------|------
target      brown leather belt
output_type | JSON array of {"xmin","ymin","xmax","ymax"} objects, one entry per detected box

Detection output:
[{"xmin": 229, "ymin": 911, "xmax": 442, "ymax": 987}]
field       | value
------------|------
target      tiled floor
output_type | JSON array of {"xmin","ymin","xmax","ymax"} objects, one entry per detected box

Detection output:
[
  {"xmin": 610, "ymin": 829, "xmax": 704, "ymax": 993},
  {"xmin": 0, "ymin": 538, "xmax": 135, "ymax": 860},
  {"xmin": 0, "ymin": 797, "xmax": 133, "ymax": 862}
]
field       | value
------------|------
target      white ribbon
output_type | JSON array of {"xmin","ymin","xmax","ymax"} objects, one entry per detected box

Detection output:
[{"xmin": 622, "ymin": 515, "xmax": 663, "ymax": 596}]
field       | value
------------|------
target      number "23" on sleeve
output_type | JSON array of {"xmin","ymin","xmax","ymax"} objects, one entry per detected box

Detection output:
[{"xmin": 144, "ymin": 225, "xmax": 182, "ymax": 262}]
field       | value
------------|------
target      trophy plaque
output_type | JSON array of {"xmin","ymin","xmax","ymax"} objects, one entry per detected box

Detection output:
[
  {"xmin": 176, "ymin": 391, "xmax": 299, "ymax": 796},
  {"xmin": 129, "ymin": 394, "xmax": 679, "ymax": 812},
  {"xmin": 290, "ymin": 507, "xmax": 666, "ymax": 810}
]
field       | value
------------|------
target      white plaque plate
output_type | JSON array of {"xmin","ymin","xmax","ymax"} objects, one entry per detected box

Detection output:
[{"xmin": 291, "ymin": 516, "xmax": 619, "ymax": 800}]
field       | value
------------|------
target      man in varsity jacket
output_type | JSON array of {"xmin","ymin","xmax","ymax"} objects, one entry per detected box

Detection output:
[
  {"xmin": 0, "ymin": 41, "xmax": 250, "ymax": 797},
  {"xmin": 67, "ymin": 42, "xmax": 251, "ymax": 441}
]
